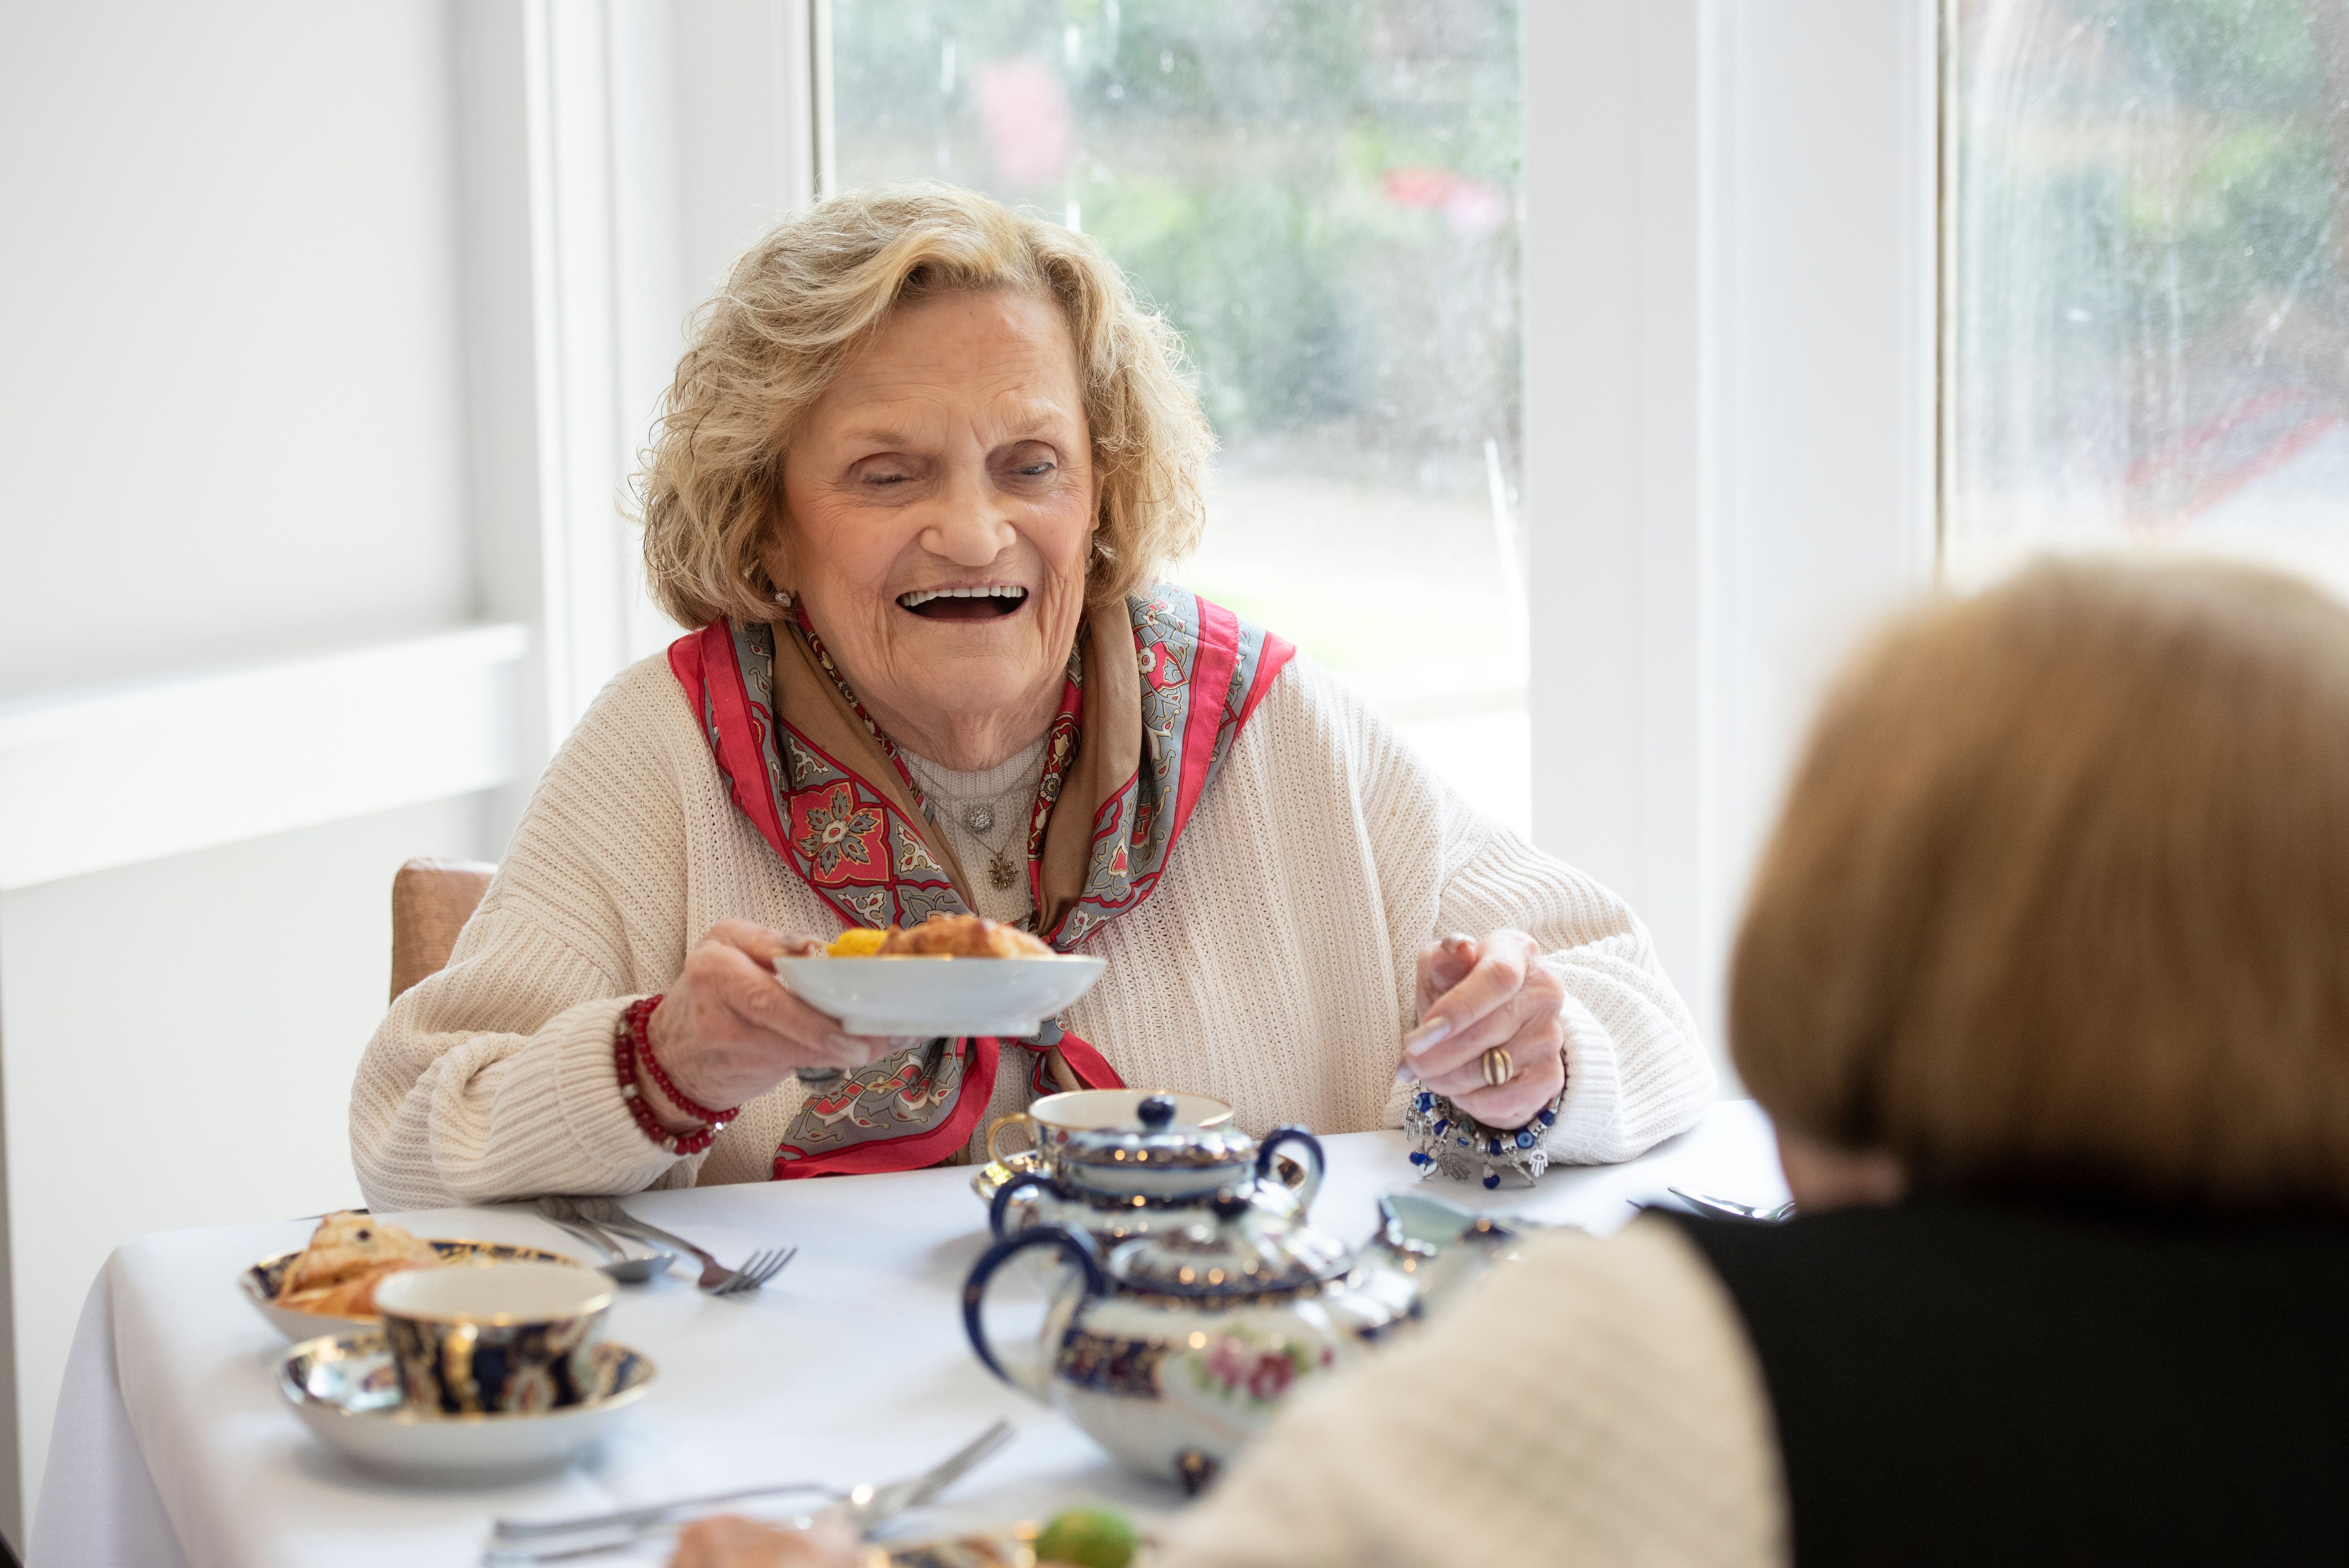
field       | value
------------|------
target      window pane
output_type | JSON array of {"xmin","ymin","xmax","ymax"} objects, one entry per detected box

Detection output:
[
  {"xmin": 832, "ymin": 1, "xmax": 1529, "ymax": 830},
  {"xmin": 1946, "ymin": 1, "xmax": 2349, "ymax": 587}
]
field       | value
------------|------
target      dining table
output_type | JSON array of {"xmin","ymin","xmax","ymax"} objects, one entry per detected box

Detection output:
[{"xmin": 29, "ymin": 1101, "xmax": 1785, "ymax": 1568}]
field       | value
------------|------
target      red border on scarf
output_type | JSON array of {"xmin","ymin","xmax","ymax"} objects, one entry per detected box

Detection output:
[
  {"xmin": 1239, "ymin": 632, "xmax": 1297, "ymax": 727},
  {"xmin": 1170, "ymin": 599, "xmax": 1242, "ymax": 845},
  {"xmin": 670, "ymin": 623, "xmax": 792, "ymax": 864}
]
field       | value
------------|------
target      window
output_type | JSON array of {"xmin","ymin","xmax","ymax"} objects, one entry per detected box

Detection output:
[
  {"xmin": 1944, "ymin": 0, "xmax": 2349, "ymax": 587},
  {"xmin": 832, "ymin": 1, "xmax": 1530, "ymax": 829}
]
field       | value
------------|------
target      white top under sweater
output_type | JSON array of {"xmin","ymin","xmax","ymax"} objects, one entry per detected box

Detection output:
[
  {"xmin": 1157, "ymin": 1217, "xmax": 1789, "ymax": 1568},
  {"xmin": 349, "ymin": 651, "xmax": 1715, "ymax": 1210}
]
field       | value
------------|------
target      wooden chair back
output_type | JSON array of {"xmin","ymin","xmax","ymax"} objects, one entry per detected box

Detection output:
[{"xmin": 389, "ymin": 857, "xmax": 496, "ymax": 1003}]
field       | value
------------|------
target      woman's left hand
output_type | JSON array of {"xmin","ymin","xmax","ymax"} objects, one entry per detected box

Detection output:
[{"xmin": 1400, "ymin": 929, "xmax": 1568, "ymax": 1128}]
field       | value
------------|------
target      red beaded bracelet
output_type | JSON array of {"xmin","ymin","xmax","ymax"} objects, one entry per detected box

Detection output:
[{"xmin": 614, "ymin": 995, "xmax": 741, "ymax": 1156}]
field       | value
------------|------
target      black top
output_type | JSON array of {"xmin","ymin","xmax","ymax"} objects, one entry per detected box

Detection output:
[{"xmin": 1666, "ymin": 1197, "xmax": 2349, "ymax": 1568}]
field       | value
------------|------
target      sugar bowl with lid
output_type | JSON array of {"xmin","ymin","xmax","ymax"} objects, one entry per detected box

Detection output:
[{"xmin": 985, "ymin": 1091, "xmax": 1324, "ymax": 1245}]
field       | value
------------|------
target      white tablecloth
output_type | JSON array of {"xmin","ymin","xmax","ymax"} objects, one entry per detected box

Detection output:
[{"xmin": 29, "ymin": 1105, "xmax": 1784, "ymax": 1568}]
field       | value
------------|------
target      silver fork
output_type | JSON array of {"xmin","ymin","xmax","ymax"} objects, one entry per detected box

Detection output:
[
  {"xmin": 572, "ymin": 1196, "xmax": 795, "ymax": 1295},
  {"xmin": 485, "ymin": 1420, "xmax": 1015, "ymax": 1558}
]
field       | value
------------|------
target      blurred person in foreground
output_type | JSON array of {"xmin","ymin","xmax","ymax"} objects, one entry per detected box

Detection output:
[
  {"xmin": 681, "ymin": 557, "xmax": 2349, "ymax": 1567},
  {"xmin": 350, "ymin": 181, "xmax": 1708, "ymax": 1208}
]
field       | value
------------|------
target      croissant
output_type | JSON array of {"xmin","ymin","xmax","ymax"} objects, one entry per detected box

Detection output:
[
  {"xmin": 878, "ymin": 913, "xmax": 1051, "ymax": 957},
  {"xmin": 279, "ymin": 1259, "xmax": 428, "ymax": 1319},
  {"xmin": 282, "ymin": 1211, "xmax": 438, "ymax": 1297}
]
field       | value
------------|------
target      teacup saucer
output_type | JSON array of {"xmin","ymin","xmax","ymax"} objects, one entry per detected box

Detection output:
[
  {"xmin": 279, "ymin": 1331, "xmax": 654, "ymax": 1484},
  {"xmin": 968, "ymin": 1147, "xmax": 1041, "ymax": 1207}
]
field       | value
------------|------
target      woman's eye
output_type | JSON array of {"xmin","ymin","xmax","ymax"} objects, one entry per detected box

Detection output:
[{"xmin": 1016, "ymin": 461, "xmax": 1055, "ymax": 478}]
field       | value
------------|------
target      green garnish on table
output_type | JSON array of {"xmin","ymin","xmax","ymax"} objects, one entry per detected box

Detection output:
[{"xmin": 1035, "ymin": 1504, "xmax": 1139, "ymax": 1568}]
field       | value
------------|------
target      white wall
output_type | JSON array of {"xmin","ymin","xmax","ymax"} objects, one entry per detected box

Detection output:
[
  {"xmin": 0, "ymin": 0, "xmax": 499, "ymax": 1543},
  {"xmin": 0, "ymin": 0, "xmax": 474, "ymax": 693}
]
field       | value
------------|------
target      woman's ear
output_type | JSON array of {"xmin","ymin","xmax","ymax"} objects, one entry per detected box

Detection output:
[{"xmin": 759, "ymin": 499, "xmax": 798, "ymax": 606}]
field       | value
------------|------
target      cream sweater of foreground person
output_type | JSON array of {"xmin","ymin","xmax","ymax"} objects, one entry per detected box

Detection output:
[
  {"xmin": 1155, "ymin": 1219, "xmax": 1786, "ymax": 1568},
  {"xmin": 351, "ymin": 653, "xmax": 1713, "ymax": 1210}
]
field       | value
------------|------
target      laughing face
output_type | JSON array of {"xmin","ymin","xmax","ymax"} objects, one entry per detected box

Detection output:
[{"xmin": 770, "ymin": 288, "xmax": 1101, "ymax": 770}]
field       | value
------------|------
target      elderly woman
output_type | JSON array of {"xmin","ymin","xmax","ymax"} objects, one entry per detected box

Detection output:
[
  {"xmin": 677, "ymin": 559, "xmax": 2349, "ymax": 1567},
  {"xmin": 351, "ymin": 183, "xmax": 1710, "ymax": 1208}
]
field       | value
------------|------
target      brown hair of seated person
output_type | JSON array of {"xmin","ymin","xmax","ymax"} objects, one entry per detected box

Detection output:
[{"xmin": 1734, "ymin": 557, "xmax": 2349, "ymax": 1210}]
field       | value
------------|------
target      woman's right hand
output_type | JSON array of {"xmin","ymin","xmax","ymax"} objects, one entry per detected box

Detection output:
[{"xmin": 639, "ymin": 920, "xmax": 893, "ymax": 1126}]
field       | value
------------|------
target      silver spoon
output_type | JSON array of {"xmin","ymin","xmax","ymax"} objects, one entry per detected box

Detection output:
[
  {"xmin": 535, "ymin": 1196, "xmax": 674, "ymax": 1283},
  {"xmin": 1668, "ymin": 1187, "xmax": 1796, "ymax": 1222}
]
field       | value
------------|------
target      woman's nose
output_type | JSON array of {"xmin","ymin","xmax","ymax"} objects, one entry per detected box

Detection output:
[{"xmin": 920, "ymin": 469, "xmax": 1017, "ymax": 565}]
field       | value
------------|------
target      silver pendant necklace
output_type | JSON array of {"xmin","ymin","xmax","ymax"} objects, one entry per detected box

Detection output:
[
  {"xmin": 958, "ymin": 803, "xmax": 1021, "ymax": 890},
  {"xmin": 920, "ymin": 785, "xmax": 1027, "ymax": 892},
  {"xmin": 905, "ymin": 744, "xmax": 1044, "ymax": 898}
]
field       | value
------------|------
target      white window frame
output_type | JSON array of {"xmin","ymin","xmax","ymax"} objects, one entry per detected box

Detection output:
[
  {"xmin": 1522, "ymin": 1, "xmax": 1941, "ymax": 1065},
  {"xmin": 461, "ymin": 0, "xmax": 830, "ymax": 805}
]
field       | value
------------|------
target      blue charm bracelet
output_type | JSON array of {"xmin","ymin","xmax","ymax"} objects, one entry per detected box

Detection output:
[{"xmin": 1403, "ymin": 1048, "xmax": 1569, "ymax": 1190}]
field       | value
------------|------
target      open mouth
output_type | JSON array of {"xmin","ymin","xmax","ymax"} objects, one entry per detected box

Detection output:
[{"xmin": 896, "ymin": 585, "xmax": 1029, "ymax": 622}]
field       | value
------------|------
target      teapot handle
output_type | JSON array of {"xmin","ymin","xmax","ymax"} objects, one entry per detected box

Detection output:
[
  {"xmin": 1256, "ymin": 1124, "xmax": 1325, "ymax": 1212},
  {"xmin": 988, "ymin": 1169, "xmax": 1066, "ymax": 1238},
  {"xmin": 962, "ymin": 1225, "xmax": 1106, "ymax": 1399}
]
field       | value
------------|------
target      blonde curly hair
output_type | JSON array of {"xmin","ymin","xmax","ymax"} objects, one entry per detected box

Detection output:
[{"xmin": 638, "ymin": 181, "xmax": 1213, "ymax": 629}]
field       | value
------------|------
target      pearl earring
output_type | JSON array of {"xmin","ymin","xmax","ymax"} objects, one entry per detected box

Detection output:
[{"xmin": 773, "ymin": 589, "xmax": 795, "ymax": 608}]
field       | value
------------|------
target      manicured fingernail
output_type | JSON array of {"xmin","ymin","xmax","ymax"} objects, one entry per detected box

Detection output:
[
  {"xmin": 1395, "ymin": 1062, "xmax": 1419, "ymax": 1084},
  {"xmin": 1403, "ymin": 1018, "xmax": 1452, "ymax": 1057}
]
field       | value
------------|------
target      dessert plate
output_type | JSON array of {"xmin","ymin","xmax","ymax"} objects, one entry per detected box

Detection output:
[
  {"xmin": 241, "ymin": 1240, "xmax": 578, "ymax": 1341},
  {"xmin": 279, "ymin": 1331, "xmax": 654, "ymax": 1484},
  {"xmin": 773, "ymin": 953, "xmax": 1106, "ymax": 1037}
]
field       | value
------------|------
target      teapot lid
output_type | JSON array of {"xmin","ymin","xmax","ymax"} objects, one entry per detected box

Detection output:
[
  {"xmin": 1054, "ymin": 1093, "xmax": 1255, "ymax": 1187},
  {"xmin": 1105, "ymin": 1192, "xmax": 1352, "ymax": 1297}
]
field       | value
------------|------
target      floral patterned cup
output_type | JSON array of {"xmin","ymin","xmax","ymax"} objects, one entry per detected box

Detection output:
[{"xmin": 375, "ymin": 1262, "xmax": 612, "ymax": 1416}]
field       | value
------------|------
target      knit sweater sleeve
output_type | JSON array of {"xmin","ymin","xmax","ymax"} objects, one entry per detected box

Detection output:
[
  {"xmin": 349, "ymin": 663, "xmax": 706, "ymax": 1212},
  {"xmin": 1155, "ymin": 1219, "xmax": 1788, "ymax": 1568},
  {"xmin": 1299, "ymin": 661, "xmax": 1712, "ymax": 1163},
  {"xmin": 1438, "ymin": 812, "xmax": 1716, "ymax": 1164}
]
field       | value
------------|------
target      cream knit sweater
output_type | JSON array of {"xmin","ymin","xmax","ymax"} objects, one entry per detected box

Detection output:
[
  {"xmin": 1157, "ymin": 1217, "xmax": 1789, "ymax": 1568},
  {"xmin": 350, "ymin": 652, "xmax": 1713, "ymax": 1210}
]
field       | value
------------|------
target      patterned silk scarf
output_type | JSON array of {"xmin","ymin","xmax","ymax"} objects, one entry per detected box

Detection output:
[{"xmin": 667, "ymin": 584, "xmax": 1295, "ymax": 1178}]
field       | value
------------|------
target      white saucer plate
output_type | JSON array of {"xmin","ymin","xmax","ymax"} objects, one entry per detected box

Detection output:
[
  {"xmin": 279, "ymin": 1331, "xmax": 654, "ymax": 1484},
  {"xmin": 773, "ymin": 953, "xmax": 1106, "ymax": 1037},
  {"xmin": 241, "ymin": 1240, "xmax": 581, "ymax": 1342}
]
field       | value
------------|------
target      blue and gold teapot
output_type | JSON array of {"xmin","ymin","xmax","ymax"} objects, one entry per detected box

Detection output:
[{"xmin": 961, "ymin": 1182, "xmax": 1417, "ymax": 1491}]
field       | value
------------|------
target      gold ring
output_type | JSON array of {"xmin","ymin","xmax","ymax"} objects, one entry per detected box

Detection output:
[{"xmin": 1480, "ymin": 1046, "xmax": 1514, "ymax": 1087}]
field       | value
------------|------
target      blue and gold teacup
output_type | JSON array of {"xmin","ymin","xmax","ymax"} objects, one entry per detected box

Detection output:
[{"xmin": 375, "ymin": 1262, "xmax": 612, "ymax": 1416}]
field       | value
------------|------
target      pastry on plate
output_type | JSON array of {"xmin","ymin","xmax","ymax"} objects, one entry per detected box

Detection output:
[
  {"xmin": 278, "ymin": 1211, "xmax": 439, "ymax": 1317},
  {"xmin": 878, "ymin": 913, "xmax": 1053, "ymax": 958}
]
